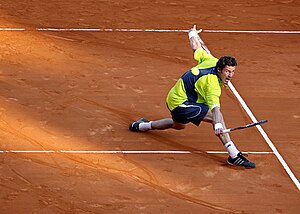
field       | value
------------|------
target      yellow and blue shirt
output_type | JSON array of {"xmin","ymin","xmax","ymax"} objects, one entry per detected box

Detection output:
[{"xmin": 166, "ymin": 49, "xmax": 222, "ymax": 111}]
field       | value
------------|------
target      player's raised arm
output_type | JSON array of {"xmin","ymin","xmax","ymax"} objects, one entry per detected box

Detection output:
[{"xmin": 188, "ymin": 25, "xmax": 211, "ymax": 55}]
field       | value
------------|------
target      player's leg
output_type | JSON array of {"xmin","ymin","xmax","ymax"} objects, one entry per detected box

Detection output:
[
  {"xmin": 129, "ymin": 102, "xmax": 205, "ymax": 132},
  {"xmin": 131, "ymin": 118, "xmax": 186, "ymax": 131},
  {"xmin": 150, "ymin": 118, "xmax": 185, "ymax": 130},
  {"xmin": 129, "ymin": 118, "xmax": 185, "ymax": 132}
]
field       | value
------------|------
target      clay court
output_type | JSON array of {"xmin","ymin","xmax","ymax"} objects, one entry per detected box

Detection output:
[{"xmin": 0, "ymin": 0, "xmax": 299, "ymax": 213}]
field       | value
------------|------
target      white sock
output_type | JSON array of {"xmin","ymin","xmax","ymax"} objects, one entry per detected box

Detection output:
[
  {"xmin": 224, "ymin": 141, "xmax": 240, "ymax": 158},
  {"xmin": 139, "ymin": 122, "xmax": 152, "ymax": 132}
]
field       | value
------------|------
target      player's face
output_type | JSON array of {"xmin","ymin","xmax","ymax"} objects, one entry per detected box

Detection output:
[{"xmin": 219, "ymin": 65, "xmax": 235, "ymax": 85}]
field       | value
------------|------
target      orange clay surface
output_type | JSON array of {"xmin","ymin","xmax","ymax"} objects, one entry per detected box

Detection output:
[{"xmin": 0, "ymin": 1, "xmax": 299, "ymax": 213}]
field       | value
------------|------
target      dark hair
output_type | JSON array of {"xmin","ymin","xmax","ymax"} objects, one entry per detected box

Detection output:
[{"xmin": 216, "ymin": 56, "xmax": 237, "ymax": 70}]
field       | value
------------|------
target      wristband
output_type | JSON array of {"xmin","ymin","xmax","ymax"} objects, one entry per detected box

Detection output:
[
  {"xmin": 214, "ymin": 123, "xmax": 223, "ymax": 130},
  {"xmin": 188, "ymin": 31, "xmax": 198, "ymax": 39}
]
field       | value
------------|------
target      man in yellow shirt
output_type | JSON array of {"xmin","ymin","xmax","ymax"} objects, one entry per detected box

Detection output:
[{"xmin": 129, "ymin": 25, "xmax": 255, "ymax": 168}]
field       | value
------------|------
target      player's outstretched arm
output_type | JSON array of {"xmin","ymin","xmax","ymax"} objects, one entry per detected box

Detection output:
[
  {"xmin": 188, "ymin": 25, "xmax": 211, "ymax": 55},
  {"xmin": 211, "ymin": 106, "xmax": 232, "ymax": 144}
]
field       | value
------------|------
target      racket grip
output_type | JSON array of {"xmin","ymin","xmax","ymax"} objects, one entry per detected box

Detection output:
[{"xmin": 222, "ymin": 128, "xmax": 230, "ymax": 134}]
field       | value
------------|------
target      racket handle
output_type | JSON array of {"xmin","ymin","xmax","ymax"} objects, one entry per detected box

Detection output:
[{"xmin": 223, "ymin": 128, "xmax": 230, "ymax": 134}]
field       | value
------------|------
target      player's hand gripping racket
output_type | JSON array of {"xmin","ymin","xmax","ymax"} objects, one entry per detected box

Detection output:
[{"xmin": 223, "ymin": 120, "xmax": 268, "ymax": 134}]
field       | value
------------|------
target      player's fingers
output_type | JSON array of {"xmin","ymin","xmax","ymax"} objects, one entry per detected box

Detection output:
[
  {"xmin": 197, "ymin": 29, "xmax": 203, "ymax": 33},
  {"xmin": 215, "ymin": 128, "xmax": 223, "ymax": 136}
]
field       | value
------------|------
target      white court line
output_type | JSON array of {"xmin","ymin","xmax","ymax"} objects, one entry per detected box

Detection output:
[
  {"xmin": 228, "ymin": 82, "xmax": 300, "ymax": 191},
  {"xmin": 0, "ymin": 28, "xmax": 299, "ymax": 34},
  {"xmin": 0, "ymin": 150, "xmax": 273, "ymax": 154}
]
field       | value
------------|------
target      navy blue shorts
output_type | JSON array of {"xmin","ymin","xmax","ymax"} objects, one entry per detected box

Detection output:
[{"xmin": 170, "ymin": 102, "xmax": 209, "ymax": 126}]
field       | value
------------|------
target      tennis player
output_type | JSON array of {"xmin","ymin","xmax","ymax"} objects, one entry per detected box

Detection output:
[{"xmin": 129, "ymin": 25, "xmax": 255, "ymax": 168}]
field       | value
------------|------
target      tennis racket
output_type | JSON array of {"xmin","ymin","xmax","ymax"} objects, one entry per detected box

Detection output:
[{"xmin": 223, "ymin": 120, "xmax": 268, "ymax": 134}]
